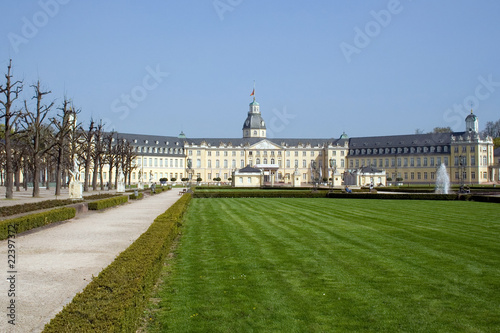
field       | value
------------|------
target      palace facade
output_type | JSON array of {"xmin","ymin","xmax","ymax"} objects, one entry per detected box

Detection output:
[{"xmin": 105, "ymin": 98, "xmax": 496, "ymax": 186}]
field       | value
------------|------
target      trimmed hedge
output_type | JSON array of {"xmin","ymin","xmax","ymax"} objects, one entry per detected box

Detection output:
[
  {"xmin": 129, "ymin": 192, "xmax": 144, "ymax": 200},
  {"xmin": 43, "ymin": 194, "xmax": 192, "ymax": 332},
  {"xmin": 0, "ymin": 207, "xmax": 76, "ymax": 240},
  {"xmin": 0, "ymin": 198, "xmax": 81, "ymax": 218},
  {"xmin": 193, "ymin": 190, "xmax": 328, "ymax": 198},
  {"xmin": 327, "ymin": 192, "xmax": 459, "ymax": 200},
  {"xmin": 88, "ymin": 195, "xmax": 129, "ymax": 210},
  {"xmin": 460, "ymin": 194, "xmax": 500, "ymax": 203}
]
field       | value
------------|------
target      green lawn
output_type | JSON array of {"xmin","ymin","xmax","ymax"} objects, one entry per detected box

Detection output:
[{"xmin": 147, "ymin": 199, "xmax": 500, "ymax": 332}]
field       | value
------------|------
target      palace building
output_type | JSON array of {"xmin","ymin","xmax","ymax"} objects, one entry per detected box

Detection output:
[{"xmin": 110, "ymin": 97, "xmax": 496, "ymax": 187}]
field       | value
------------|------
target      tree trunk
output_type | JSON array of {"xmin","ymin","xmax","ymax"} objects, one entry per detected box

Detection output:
[
  {"xmin": 32, "ymin": 159, "xmax": 40, "ymax": 197},
  {"xmin": 14, "ymin": 167, "xmax": 20, "ymax": 191},
  {"xmin": 4, "ymin": 133, "xmax": 13, "ymax": 199},
  {"xmin": 92, "ymin": 156, "xmax": 99, "ymax": 191},
  {"xmin": 108, "ymin": 163, "xmax": 114, "ymax": 190}
]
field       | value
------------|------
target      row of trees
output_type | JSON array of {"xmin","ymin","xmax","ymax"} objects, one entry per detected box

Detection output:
[{"xmin": 0, "ymin": 59, "xmax": 137, "ymax": 199}]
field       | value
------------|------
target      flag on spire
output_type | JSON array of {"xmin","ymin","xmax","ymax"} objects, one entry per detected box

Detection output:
[{"xmin": 250, "ymin": 88, "xmax": 255, "ymax": 97}]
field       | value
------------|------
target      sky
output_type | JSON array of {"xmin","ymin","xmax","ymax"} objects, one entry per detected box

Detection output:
[{"xmin": 1, "ymin": 0, "xmax": 499, "ymax": 139}]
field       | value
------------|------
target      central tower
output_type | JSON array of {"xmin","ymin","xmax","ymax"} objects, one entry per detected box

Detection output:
[{"xmin": 242, "ymin": 97, "xmax": 266, "ymax": 138}]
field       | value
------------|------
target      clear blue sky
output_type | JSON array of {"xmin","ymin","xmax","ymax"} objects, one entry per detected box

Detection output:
[{"xmin": 1, "ymin": 0, "xmax": 499, "ymax": 139}]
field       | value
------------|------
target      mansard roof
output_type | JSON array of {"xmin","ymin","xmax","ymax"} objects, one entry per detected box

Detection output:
[
  {"xmin": 182, "ymin": 137, "xmax": 347, "ymax": 148},
  {"xmin": 348, "ymin": 132, "xmax": 453, "ymax": 149}
]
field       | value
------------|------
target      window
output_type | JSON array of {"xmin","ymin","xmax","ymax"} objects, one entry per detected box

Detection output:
[
  {"xmin": 149, "ymin": 158, "xmax": 152, "ymax": 166},
  {"xmin": 240, "ymin": 160, "xmax": 244, "ymax": 168},
  {"xmin": 430, "ymin": 157, "xmax": 435, "ymax": 167},
  {"xmin": 286, "ymin": 159, "xmax": 290, "ymax": 167},
  {"xmin": 444, "ymin": 157, "xmax": 448, "ymax": 166},
  {"xmin": 216, "ymin": 151, "xmax": 220, "ymax": 156},
  {"xmin": 397, "ymin": 158, "xmax": 401, "ymax": 167},
  {"xmin": 454, "ymin": 146, "xmax": 459, "ymax": 153},
  {"xmin": 424, "ymin": 172, "xmax": 428, "ymax": 180},
  {"xmin": 188, "ymin": 150, "xmax": 192, "ymax": 156},
  {"xmin": 224, "ymin": 160, "xmax": 228, "ymax": 168},
  {"xmin": 471, "ymin": 172, "xmax": 476, "ymax": 180},
  {"xmin": 216, "ymin": 160, "xmax": 220, "ymax": 168},
  {"xmin": 295, "ymin": 151, "xmax": 298, "ymax": 157},
  {"xmin": 196, "ymin": 159, "xmax": 201, "ymax": 168},
  {"xmin": 197, "ymin": 150, "xmax": 201, "ymax": 156},
  {"xmin": 159, "ymin": 159, "xmax": 163, "ymax": 167},
  {"xmin": 417, "ymin": 172, "xmax": 421, "ymax": 180},
  {"xmin": 256, "ymin": 158, "xmax": 260, "ymax": 164},
  {"xmin": 462, "ymin": 146, "xmax": 467, "ymax": 153},
  {"xmin": 303, "ymin": 160, "xmax": 307, "ymax": 167},
  {"xmin": 423, "ymin": 157, "xmax": 428, "ymax": 166},
  {"xmin": 416, "ymin": 158, "xmax": 421, "ymax": 167},
  {"xmin": 232, "ymin": 159, "xmax": 236, "ymax": 168},
  {"xmin": 208, "ymin": 160, "xmax": 212, "ymax": 168},
  {"xmin": 208, "ymin": 151, "xmax": 211, "ymax": 156},
  {"xmin": 411, "ymin": 172, "xmax": 414, "ymax": 180},
  {"xmin": 224, "ymin": 151, "xmax": 228, "ymax": 157},
  {"xmin": 303, "ymin": 151, "xmax": 307, "ymax": 156},
  {"xmin": 431, "ymin": 172, "xmax": 435, "ymax": 180},
  {"xmin": 404, "ymin": 158, "xmax": 408, "ymax": 167},
  {"xmin": 341, "ymin": 159, "xmax": 345, "ymax": 168},
  {"xmin": 410, "ymin": 158, "xmax": 414, "ymax": 167},
  {"xmin": 154, "ymin": 158, "xmax": 158, "ymax": 167},
  {"xmin": 404, "ymin": 172, "xmax": 408, "ymax": 180}
]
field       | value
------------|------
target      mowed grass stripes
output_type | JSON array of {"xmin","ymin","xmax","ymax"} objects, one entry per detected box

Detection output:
[{"xmin": 149, "ymin": 199, "xmax": 500, "ymax": 332}]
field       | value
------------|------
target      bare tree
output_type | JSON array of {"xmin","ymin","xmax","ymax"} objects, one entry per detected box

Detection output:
[
  {"xmin": 91, "ymin": 120, "xmax": 106, "ymax": 191},
  {"xmin": 482, "ymin": 119, "xmax": 500, "ymax": 138},
  {"xmin": 51, "ymin": 99, "xmax": 80, "ymax": 195},
  {"xmin": 122, "ymin": 141, "xmax": 137, "ymax": 187},
  {"xmin": 80, "ymin": 120, "xmax": 95, "ymax": 192},
  {"xmin": 21, "ymin": 81, "xmax": 55, "ymax": 197},
  {"xmin": 0, "ymin": 59, "xmax": 23, "ymax": 199},
  {"xmin": 103, "ymin": 131, "xmax": 117, "ymax": 190}
]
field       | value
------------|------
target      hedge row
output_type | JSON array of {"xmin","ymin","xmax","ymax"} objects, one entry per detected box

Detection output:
[
  {"xmin": 0, "ymin": 207, "xmax": 76, "ymax": 240},
  {"xmin": 460, "ymin": 194, "xmax": 500, "ymax": 203},
  {"xmin": 193, "ymin": 190, "xmax": 328, "ymax": 198},
  {"xmin": 327, "ymin": 192, "xmax": 460, "ymax": 200},
  {"xmin": 88, "ymin": 195, "xmax": 129, "ymax": 210},
  {"xmin": 0, "ymin": 198, "xmax": 81, "ymax": 218},
  {"xmin": 43, "ymin": 193, "xmax": 192, "ymax": 332},
  {"xmin": 129, "ymin": 192, "xmax": 144, "ymax": 200}
]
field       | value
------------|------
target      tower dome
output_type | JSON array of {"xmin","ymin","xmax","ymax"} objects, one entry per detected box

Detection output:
[
  {"xmin": 242, "ymin": 99, "xmax": 266, "ymax": 138},
  {"xmin": 465, "ymin": 110, "xmax": 478, "ymax": 133}
]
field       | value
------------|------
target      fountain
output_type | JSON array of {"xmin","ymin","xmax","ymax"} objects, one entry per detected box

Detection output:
[{"xmin": 435, "ymin": 164, "xmax": 450, "ymax": 194}]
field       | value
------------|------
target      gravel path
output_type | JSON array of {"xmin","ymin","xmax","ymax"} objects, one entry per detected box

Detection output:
[{"xmin": 0, "ymin": 189, "xmax": 184, "ymax": 333}]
